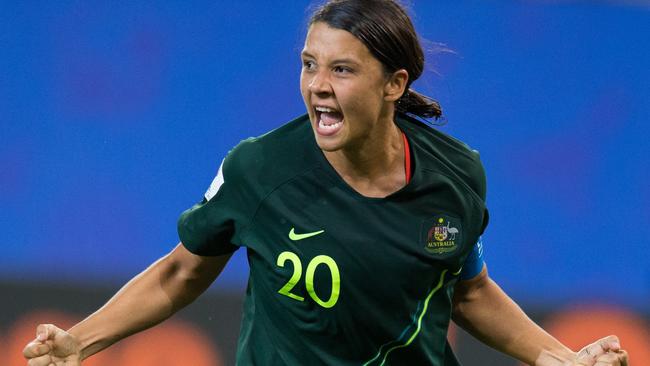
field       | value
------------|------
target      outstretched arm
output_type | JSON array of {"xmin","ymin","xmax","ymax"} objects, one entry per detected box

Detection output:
[
  {"xmin": 451, "ymin": 265, "xmax": 627, "ymax": 366},
  {"xmin": 24, "ymin": 243, "xmax": 232, "ymax": 363}
]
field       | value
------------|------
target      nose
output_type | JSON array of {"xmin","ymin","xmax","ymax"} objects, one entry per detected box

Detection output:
[{"xmin": 308, "ymin": 71, "xmax": 333, "ymax": 96}]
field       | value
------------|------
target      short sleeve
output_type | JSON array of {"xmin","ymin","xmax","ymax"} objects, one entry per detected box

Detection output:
[
  {"xmin": 178, "ymin": 152, "xmax": 253, "ymax": 256},
  {"xmin": 471, "ymin": 149, "xmax": 489, "ymax": 236}
]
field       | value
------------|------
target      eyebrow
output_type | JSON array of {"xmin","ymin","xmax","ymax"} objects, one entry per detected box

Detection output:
[{"xmin": 300, "ymin": 51, "xmax": 361, "ymax": 66}]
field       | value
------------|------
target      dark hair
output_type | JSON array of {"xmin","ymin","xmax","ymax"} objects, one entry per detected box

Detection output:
[{"xmin": 309, "ymin": 0, "xmax": 442, "ymax": 120}]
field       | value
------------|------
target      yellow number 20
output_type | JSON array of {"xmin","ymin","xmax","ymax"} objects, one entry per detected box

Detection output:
[{"xmin": 276, "ymin": 251, "xmax": 340, "ymax": 308}]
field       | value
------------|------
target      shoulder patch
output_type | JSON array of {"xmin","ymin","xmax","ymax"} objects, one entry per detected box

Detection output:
[{"xmin": 204, "ymin": 159, "xmax": 225, "ymax": 201}]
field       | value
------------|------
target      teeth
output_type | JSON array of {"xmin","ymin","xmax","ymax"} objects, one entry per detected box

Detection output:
[
  {"xmin": 319, "ymin": 119, "xmax": 343, "ymax": 130},
  {"xmin": 315, "ymin": 106, "xmax": 336, "ymax": 113}
]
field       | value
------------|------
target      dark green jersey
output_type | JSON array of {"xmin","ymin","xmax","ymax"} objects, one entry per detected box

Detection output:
[{"xmin": 178, "ymin": 113, "xmax": 489, "ymax": 366}]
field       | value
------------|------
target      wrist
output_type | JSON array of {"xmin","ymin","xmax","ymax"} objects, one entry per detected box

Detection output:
[
  {"xmin": 534, "ymin": 349, "xmax": 578, "ymax": 366},
  {"xmin": 67, "ymin": 323, "xmax": 101, "ymax": 360}
]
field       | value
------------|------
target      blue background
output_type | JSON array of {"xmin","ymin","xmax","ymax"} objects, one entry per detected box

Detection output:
[{"xmin": 1, "ymin": 1, "xmax": 648, "ymax": 310}]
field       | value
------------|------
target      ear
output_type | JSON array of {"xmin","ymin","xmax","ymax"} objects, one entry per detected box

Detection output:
[{"xmin": 384, "ymin": 69, "xmax": 409, "ymax": 102}]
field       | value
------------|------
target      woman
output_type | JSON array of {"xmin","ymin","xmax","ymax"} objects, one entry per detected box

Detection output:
[{"xmin": 23, "ymin": 1, "xmax": 628, "ymax": 365}]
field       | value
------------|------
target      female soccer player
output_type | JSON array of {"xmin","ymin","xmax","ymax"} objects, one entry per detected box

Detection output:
[{"xmin": 24, "ymin": 1, "xmax": 628, "ymax": 365}]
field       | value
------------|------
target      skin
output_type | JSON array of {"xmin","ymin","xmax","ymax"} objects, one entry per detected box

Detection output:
[
  {"xmin": 452, "ymin": 266, "xmax": 628, "ymax": 366},
  {"xmin": 23, "ymin": 21, "xmax": 628, "ymax": 366},
  {"xmin": 23, "ymin": 244, "xmax": 231, "ymax": 365},
  {"xmin": 301, "ymin": 22, "xmax": 409, "ymax": 198}
]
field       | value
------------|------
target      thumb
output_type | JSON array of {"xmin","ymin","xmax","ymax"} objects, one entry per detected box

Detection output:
[
  {"xmin": 36, "ymin": 324, "xmax": 59, "ymax": 342},
  {"xmin": 599, "ymin": 335, "xmax": 621, "ymax": 352}
]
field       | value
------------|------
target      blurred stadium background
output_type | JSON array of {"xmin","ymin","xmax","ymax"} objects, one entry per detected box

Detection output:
[{"xmin": 1, "ymin": 1, "xmax": 648, "ymax": 364}]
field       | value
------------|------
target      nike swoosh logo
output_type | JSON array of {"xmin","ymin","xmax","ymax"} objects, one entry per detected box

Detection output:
[{"xmin": 289, "ymin": 227, "xmax": 325, "ymax": 241}]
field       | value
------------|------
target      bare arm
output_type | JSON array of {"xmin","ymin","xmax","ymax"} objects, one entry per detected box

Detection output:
[
  {"xmin": 451, "ymin": 265, "xmax": 624, "ymax": 366},
  {"xmin": 24, "ymin": 243, "xmax": 232, "ymax": 363}
]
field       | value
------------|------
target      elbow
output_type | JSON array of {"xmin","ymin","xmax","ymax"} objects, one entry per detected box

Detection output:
[
  {"xmin": 451, "ymin": 266, "xmax": 490, "ymax": 327},
  {"xmin": 451, "ymin": 296, "xmax": 470, "ymax": 329},
  {"xmin": 158, "ymin": 244, "xmax": 228, "ymax": 304},
  {"xmin": 156, "ymin": 256, "xmax": 202, "ymax": 311},
  {"xmin": 158, "ymin": 253, "xmax": 203, "ymax": 290},
  {"xmin": 451, "ymin": 284, "xmax": 473, "ymax": 328}
]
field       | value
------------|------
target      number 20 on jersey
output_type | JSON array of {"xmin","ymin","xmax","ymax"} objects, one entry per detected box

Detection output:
[{"xmin": 276, "ymin": 251, "xmax": 340, "ymax": 308}]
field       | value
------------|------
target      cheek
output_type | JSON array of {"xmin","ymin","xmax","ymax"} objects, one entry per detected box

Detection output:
[
  {"xmin": 342, "ymin": 83, "xmax": 383, "ymax": 118},
  {"xmin": 299, "ymin": 73, "xmax": 308, "ymax": 98},
  {"xmin": 299, "ymin": 74, "xmax": 313, "ymax": 113},
  {"xmin": 338, "ymin": 95, "xmax": 380, "ymax": 135}
]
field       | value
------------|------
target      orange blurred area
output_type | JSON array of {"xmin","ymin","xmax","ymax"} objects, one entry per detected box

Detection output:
[
  {"xmin": 541, "ymin": 305, "xmax": 650, "ymax": 364},
  {"xmin": 448, "ymin": 322, "xmax": 458, "ymax": 347},
  {"xmin": 5, "ymin": 310, "xmax": 222, "ymax": 366}
]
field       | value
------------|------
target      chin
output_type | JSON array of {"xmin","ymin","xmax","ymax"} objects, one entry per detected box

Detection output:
[
  {"xmin": 308, "ymin": 121, "xmax": 337, "ymax": 151},
  {"xmin": 314, "ymin": 135, "xmax": 343, "ymax": 152},
  {"xmin": 312, "ymin": 130, "xmax": 347, "ymax": 153}
]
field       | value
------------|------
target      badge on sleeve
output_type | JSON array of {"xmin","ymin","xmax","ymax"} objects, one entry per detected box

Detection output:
[{"xmin": 204, "ymin": 159, "xmax": 225, "ymax": 201}]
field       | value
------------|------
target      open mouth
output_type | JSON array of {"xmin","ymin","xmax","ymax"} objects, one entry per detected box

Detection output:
[{"xmin": 314, "ymin": 106, "xmax": 344, "ymax": 136}]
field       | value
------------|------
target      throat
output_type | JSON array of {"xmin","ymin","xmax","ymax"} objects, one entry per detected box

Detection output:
[{"xmin": 323, "ymin": 128, "xmax": 410, "ymax": 198}]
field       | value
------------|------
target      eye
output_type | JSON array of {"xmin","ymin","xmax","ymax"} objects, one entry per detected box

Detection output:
[
  {"xmin": 302, "ymin": 60, "xmax": 316, "ymax": 72},
  {"xmin": 333, "ymin": 65, "xmax": 353, "ymax": 74}
]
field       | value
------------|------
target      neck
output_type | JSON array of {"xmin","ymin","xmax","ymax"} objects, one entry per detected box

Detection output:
[{"xmin": 323, "ymin": 115, "xmax": 406, "ymax": 198}]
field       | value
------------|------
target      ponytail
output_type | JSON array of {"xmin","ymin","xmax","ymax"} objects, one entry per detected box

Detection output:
[{"xmin": 396, "ymin": 88, "xmax": 443, "ymax": 120}]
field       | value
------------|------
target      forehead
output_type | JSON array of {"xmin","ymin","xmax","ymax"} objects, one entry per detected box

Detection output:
[{"xmin": 302, "ymin": 22, "xmax": 374, "ymax": 62}]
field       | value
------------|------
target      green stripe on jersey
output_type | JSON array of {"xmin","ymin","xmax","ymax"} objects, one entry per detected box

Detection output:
[{"xmin": 363, "ymin": 269, "xmax": 449, "ymax": 366}]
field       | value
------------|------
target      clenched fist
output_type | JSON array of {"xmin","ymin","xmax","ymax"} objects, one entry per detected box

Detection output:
[
  {"xmin": 536, "ymin": 335, "xmax": 628, "ymax": 366},
  {"xmin": 23, "ymin": 324, "xmax": 83, "ymax": 366}
]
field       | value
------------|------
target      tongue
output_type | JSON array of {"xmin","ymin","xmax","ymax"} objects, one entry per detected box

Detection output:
[{"xmin": 321, "ymin": 112, "xmax": 343, "ymax": 126}]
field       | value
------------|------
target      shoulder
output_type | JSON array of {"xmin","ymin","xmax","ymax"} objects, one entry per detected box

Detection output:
[
  {"xmin": 222, "ymin": 114, "xmax": 318, "ymax": 190},
  {"xmin": 398, "ymin": 114, "xmax": 487, "ymax": 201}
]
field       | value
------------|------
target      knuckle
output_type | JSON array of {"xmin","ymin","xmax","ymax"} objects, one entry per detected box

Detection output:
[
  {"xmin": 23, "ymin": 343, "xmax": 34, "ymax": 357},
  {"xmin": 23, "ymin": 343, "xmax": 49, "ymax": 358},
  {"xmin": 27, "ymin": 355, "xmax": 50, "ymax": 366},
  {"xmin": 599, "ymin": 353, "xmax": 617, "ymax": 362}
]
